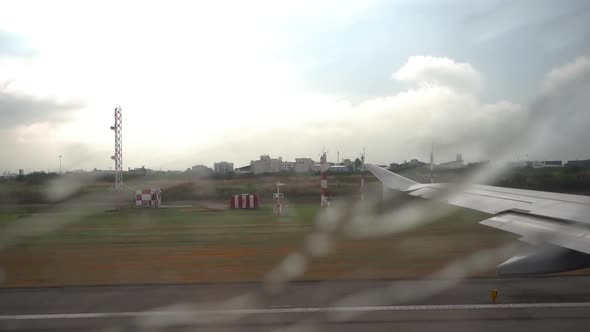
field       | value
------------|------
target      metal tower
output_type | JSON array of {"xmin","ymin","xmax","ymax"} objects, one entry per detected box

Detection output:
[{"xmin": 110, "ymin": 106, "xmax": 123, "ymax": 191}]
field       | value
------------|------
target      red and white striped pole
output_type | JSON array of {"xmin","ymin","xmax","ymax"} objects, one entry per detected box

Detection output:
[
  {"xmin": 360, "ymin": 147, "xmax": 365, "ymax": 201},
  {"xmin": 320, "ymin": 151, "xmax": 328, "ymax": 207},
  {"xmin": 275, "ymin": 181, "xmax": 284, "ymax": 215}
]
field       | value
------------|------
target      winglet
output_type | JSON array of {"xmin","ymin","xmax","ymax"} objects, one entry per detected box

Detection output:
[{"xmin": 365, "ymin": 164, "xmax": 419, "ymax": 192}]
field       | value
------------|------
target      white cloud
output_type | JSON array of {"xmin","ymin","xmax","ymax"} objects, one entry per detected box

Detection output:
[
  {"xmin": 176, "ymin": 54, "xmax": 590, "ymax": 166},
  {"xmin": 0, "ymin": 0, "xmax": 384, "ymax": 171},
  {"xmin": 182, "ymin": 72, "xmax": 521, "ymax": 167},
  {"xmin": 6, "ymin": 50, "xmax": 588, "ymax": 171},
  {"xmin": 0, "ymin": 51, "xmax": 525, "ymax": 169},
  {"xmin": 393, "ymin": 56, "xmax": 482, "ymax": 92},
  {"xmin": 0, "ymin": 1, "xmax": 588, "ymax": 171},
  {"xmin": 543, "ymin": 56, "xmax": 590, "ymax": 93}
]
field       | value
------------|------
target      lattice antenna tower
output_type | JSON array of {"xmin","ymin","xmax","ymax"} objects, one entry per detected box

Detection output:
[
  {"xmin": 361, "ymin": 147, "xmax": 366, "ymax": 165},
  {"xmin": 110, "ymin": 106, "xmax": 123, "ymax": 190}
]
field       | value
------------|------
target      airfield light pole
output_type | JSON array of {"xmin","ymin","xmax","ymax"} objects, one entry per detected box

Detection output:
[
  {"xmin": 110, "ymin": 106, "xmax": 123, "ymax": 191},
  {"xmin": 320, "ymin": 150, "xmax": 329, "ymax": 207},
  {"xmin": 59, "ymin": 155, "xmax": 62, "ymax": 174},
  {"xmin": 360, "ymin": 147, "xmax": 365, "ymax": 201}
]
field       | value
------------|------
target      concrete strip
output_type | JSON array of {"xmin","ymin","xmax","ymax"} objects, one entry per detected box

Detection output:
[{"xmin": 3, "ymin": 302, "xmax": 590, "ymax": 320}]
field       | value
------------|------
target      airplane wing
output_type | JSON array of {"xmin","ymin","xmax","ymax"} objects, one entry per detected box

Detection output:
[{"xmin": 365, "ymin": 164, "xmax": 590, "ymax": 275}]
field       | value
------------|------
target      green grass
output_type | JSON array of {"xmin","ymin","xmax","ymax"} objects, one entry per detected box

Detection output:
[
  {"xmin": 0, "ymin": 203, "xmax": 322, "ymax": 247},
  {"xmin": 0, "ymin": 199, "xmax": 519, "ymax": 287},
  {"xmin": 0, "ymin": 173, "xmax": 374, "ymax": 205},
  {"xmin": 1, "ymin": 199, "xmax": 508, "ymax": 249}
]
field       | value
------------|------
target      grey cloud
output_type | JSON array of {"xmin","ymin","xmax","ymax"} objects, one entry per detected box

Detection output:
[
  {"xmin": 382, "ymin": 54, "xmax": 590, "ymax": 164},
  {"xmin": 424, "ymin": 54, "xmax": 590, "ymax": 163},
  {"xmin": 0, "ymin": 135, "xmax": 107, "ymax": 172},
  {"xmin": 0, "ymin": 89, "xmax": 83, "ymax": 128},
  {"xmin": 523, "ymin": 56, "xmax": 590, "ymax": 160},
  {"xmin": 454, "ymin": 54, "xmax": 590, "ymax": 162},
  {"xmin": 543, "ymin": 57, "xmax": 590, "ymax": 95}
]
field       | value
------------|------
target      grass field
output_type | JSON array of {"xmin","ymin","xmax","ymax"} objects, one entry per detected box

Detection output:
[
  {"xmin": 3, "ymin": 168, "xmax": 590, "ymax": 287},
  {"xmin": 0, "ymin": 196, "xmax": 522, "ymax": 287},
  {"xmin": 0, "ymin": 173, "xmax": 378, "ymax": 205}
]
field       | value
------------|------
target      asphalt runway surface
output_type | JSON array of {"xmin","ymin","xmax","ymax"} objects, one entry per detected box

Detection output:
[{"xmin": 2, "ymin": 276, "xmax": 590, "ymax": 331}]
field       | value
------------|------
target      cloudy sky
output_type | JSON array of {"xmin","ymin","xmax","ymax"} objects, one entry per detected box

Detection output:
[{"xmin": 1, "ymin": 0, "xmax": 590, "ymax": 172}]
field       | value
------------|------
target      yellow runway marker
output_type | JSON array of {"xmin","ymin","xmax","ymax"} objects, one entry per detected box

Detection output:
[{"xmin": 491, "ymin": 289, "xmax": 499, "ymax": 304}]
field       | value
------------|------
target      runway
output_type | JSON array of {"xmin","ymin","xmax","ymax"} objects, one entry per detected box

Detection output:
[{"xmin": 2, "ymin": 275, "xmax": 590, "ymax": 331}]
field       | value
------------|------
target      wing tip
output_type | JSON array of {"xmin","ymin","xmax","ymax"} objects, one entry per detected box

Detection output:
[{"xmin": 365, "ymin": 163, "xmax": 420, "ymax": 191}]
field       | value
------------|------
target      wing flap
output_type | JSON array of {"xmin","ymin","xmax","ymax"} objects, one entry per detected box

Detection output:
[
  {"xmin": 406, "ymin": 185, "xmax": 535, "ymax": 214},
  {"xmin": 480, "ymin": 213, "xmax": 590, "ymax": 255}
]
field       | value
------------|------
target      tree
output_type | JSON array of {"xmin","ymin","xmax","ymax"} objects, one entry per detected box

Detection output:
[{"xmin": 354, "ymin": 158, "xmax": 362, "ymax": 171}]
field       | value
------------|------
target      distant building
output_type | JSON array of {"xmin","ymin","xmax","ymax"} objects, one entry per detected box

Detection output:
[
  {"xmin": 281, "ymin": 161, "xmax": 296, "ymax": 172},
  {"xmin": 328, "ymin": 165, "xmax": 350, "ymax": 173},
  {"xmin": 467, "ymin": 160, "xmax": 490, "ymax": 168},
  {"xmin": 191, "ymin": 165, "xmax": 213, "ymax": 177},
  {"xmin": 251, "ymin": 155, "xmax": 282, "ymax": 174},
  {"xmin": 506, "ymin": 161, "xmax": 530, "ymax": 168},
  {"xmin": 531, "ymin": 160, "xmax": 563, "ymax": 168},
  {"xmin": 235, "ymin": 165, "xmax": 253, "ymax": 174},
  {"xmin": 18, "ymin": 169, "xmax": 24, "ymax": 176},
  {"xmin": 565, "ymin": 159, "xmax": 590, "ymax": 168},
  {"xmin": 91, "ymin": 169, "xmax": 116, "ymax": 175},
  {"xmin": 1, "ymin": 171, "xmax": 18, "ymax": 180},
  {"xmin": 294, "ymin": 158, "xmax": 314, "ymax": 173},
  {"xmin": 437, "ymin": 154, "xmax": 465, "ymax": 170},
  {"xmin": 544, "ymin": 160, "xmax": 563, "ymax": 167},
  {"xmin": 342, "ymin": 159, "xmax": 354, "ymax": 171},
  {"xmin": 393, "ymin": 159, "xmax": 427, "ymax": 171},
  {"xmin": 214, "ymin": 161, "xmax": 234, "ymax": 175},
  {"xmin": 128, "ymin": 166, "xmax": 149, "ymax": 175}
]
